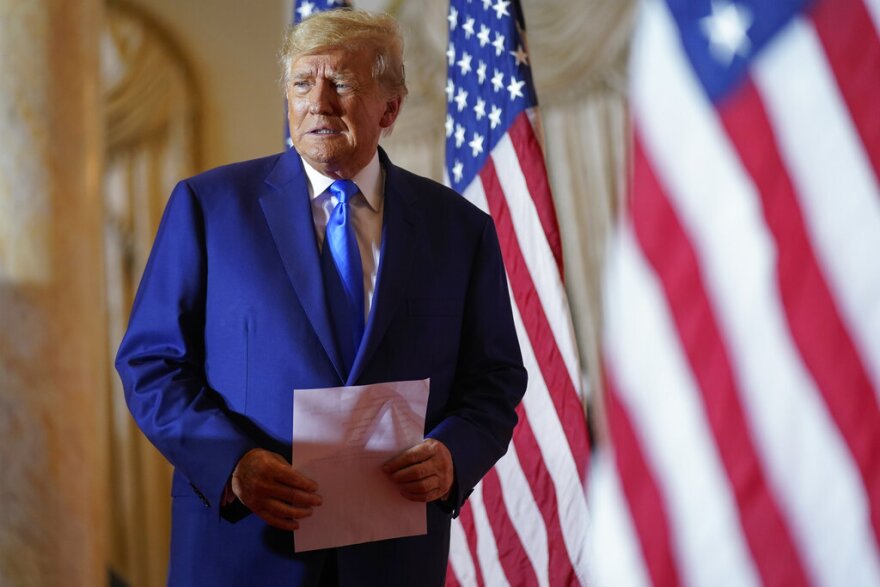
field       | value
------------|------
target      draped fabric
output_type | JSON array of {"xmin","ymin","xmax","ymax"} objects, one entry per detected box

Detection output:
[{"xmin": 102, "ymin": 2, "xmax": 201, "ymax": 585}]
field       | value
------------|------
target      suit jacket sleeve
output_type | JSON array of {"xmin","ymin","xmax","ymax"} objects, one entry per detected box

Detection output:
[
  {"xmin": 115, "ymin": 180, "xmax": 258, "ymax": 510},
  {"xmin": 426, "ymin": 216, "xmax": 528, "ymax": 513}
]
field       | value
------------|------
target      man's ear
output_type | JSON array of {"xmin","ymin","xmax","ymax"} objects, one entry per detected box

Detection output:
[{"xmin": 380, "ymin": 95, "xmax": 403, "ymax": 129}]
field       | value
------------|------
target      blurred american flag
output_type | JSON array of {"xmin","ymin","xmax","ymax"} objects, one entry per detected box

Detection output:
[{"xmin": 594, "ymin": 0, "xmax": 880, "ymax": 585}]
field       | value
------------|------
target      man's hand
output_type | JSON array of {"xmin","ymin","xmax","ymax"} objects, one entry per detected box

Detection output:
[
  {"xmin": 231, "ymin": 448, "xmax": 322, "ymax": 531},
  {"xmin": 382, "ymin": 439, "xmax": 454, "ymax": 503}
]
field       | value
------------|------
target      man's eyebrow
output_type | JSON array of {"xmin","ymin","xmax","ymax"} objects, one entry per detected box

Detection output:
[
  {"xmin": 291, "ymin": 69, "xmax": 357, "ymax": 82},
  {"xmin": 328, "ymin": 71, "xmax": 357, "ymax": 83}
]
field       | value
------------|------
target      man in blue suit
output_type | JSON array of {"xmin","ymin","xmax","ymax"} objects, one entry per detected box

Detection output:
[{"xmin": 116, "ymin": 8, "xmax": 526, "ymax": 586}]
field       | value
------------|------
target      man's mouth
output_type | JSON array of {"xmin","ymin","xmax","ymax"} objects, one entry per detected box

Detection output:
[{"xmin": 310, "ymin": 128, "xmax": 341, "ymax": 135}]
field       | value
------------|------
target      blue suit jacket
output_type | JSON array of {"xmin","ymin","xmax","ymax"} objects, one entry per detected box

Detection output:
[{"xmin": 116, "ymin": 148, "xmax": 527, "ymax": 586}]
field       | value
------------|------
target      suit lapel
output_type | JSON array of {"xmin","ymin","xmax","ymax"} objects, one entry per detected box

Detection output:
[
  {"xmin": 348, "ymin": 150, "xmax": 420, "ymax": 384},
  {"xmin": 259, "ymin": 150, "xmax": 346, "ymax": 381}
]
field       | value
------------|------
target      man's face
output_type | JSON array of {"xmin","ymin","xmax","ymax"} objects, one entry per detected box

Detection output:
[{"xmin": 287, "ymin": 48, "xmax": 401, "ymax": 179}]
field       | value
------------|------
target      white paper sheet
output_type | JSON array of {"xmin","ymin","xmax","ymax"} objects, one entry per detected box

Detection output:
[{"xmin": 291, "ymin": 378, "xmax": 430, "ymax": 552}]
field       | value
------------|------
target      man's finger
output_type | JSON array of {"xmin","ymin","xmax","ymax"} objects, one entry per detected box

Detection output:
[
  {"xmin": 383, "ymin": 439, "xmax": 437, "ymax": 473},
  {"xmin": 273, "ymin": 466, "xmax": 320, "ymax": 493},
  {"xmin": 389, "ymin": 461, "xmax": 435, "ymax": 483},
  {"xmin": 285, "ymin": 487, "xmax": 323, "ymax": 508}
]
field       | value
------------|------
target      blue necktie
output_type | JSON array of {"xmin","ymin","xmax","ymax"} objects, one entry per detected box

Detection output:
[{"xmin": 321, "ymin": 179, "xmax": 365, "ymax": 376}]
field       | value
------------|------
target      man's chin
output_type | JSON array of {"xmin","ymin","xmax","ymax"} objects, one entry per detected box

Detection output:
[{"xmin": 298, "ymin": 151, "xmax": 353, "ymax": 177}]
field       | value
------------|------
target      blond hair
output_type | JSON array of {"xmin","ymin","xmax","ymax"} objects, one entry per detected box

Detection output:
[{"xmin": 280, "ymin": 9, "xmax": 408, "ymax": 100}]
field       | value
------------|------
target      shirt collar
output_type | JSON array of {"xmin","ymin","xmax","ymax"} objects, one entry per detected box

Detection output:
[{"xmin": 300, "ymin": 152, "xmax": 384, "ymax": 212}]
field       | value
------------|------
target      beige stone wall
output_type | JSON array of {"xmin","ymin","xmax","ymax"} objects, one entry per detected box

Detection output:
[{"xmin": 0, "ymin": 0, "xmax": 107, "ymax": 585}]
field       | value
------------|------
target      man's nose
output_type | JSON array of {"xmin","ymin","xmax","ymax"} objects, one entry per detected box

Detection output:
[{"xmin": 308, "ymin": 80, "xmax": 337, "ymax": 114}]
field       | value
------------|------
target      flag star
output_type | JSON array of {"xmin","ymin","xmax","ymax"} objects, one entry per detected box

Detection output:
[
  {"xmin": 445, "ymin": 114, "xmax": 455, "ymax": 137},
  {"xmin": 477, "ymin": 25, "xmax": 491, "ymax": 47},
  {"xmin": 492, "ymin": 33, "xmax": 506, "ymax": 56},
  {"xmin": 448, "ymin": 6, "xmax": 459, "ymax": 30},
  {"xmin": 491, "ymin": 69, "xmax": 505, "ymax": 92},
  {"xmin": 325, "ymin": 0, "xmax": 344, "ymax": 5},
  {"xmin": 463, "ymin": 17, "xmax": 476, "ymax": 39},
  {"xmin": 510, "ymin": 44, "xmax": 529, "ymax": 66},
  {"xmin": 469, "ymin": 132, "xmax": 485, "ymax": 157},
  {"xmin": 447, "ymin": 43, "xmax": 456, "ymax": 66},
  {"xmin": 489, "ymin": 104, "xmax": 503, "ymax": 129},
  {"xmin": 457, "ymin": 51, "xmax": 473, "ymax": 75},
  {"xmin": 446, "ymin": 79, "xmax": 455, "ymax": 102},
  {"xmin": 476, "ymin": 60, "xmax": 487, "ymax": 84},
  {"xmin": 474, "ymin": 98, "xmax": 487, "ymax": 120},
  {"xmin": 493, "ymin": 0, "xmax": 511, "ymax": 19},
  {"xmin": 507, "ymin": 76, "xmax": 525, "ymax": 100},
  {"xmin": 482, "ymin": 0, "xmax": 493, "ymax": 9},
  {"xmin": 455, "ymin": 87, "xmax": 469, "ymax": 112},
  {"xmin": 455, "ymin": 124, "xmax": 466, "ymax": 148},
  {"xmin": 286, "ymin": 136, "xmax": 294, "ymax": 148},
  {"xmin": 700, "ymin": 0, "xmax": 753, "ymax": 65},
  {"xmin": 452, "ymin": 159, "xmax": 464, "ymax": 183},
  {"xmin": 297, "ymin": 1, "xmax": 315, "ymax": 19}
]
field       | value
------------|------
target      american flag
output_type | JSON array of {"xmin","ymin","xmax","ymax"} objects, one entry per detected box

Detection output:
[
  {"xmin": 286, "ymin": 0, "xmax": 351, "ymax": 149},
  {"xmin": 593, "ymin": 0, "xmax": 880, "ymax": 585},
  {"xmin": 293, "ymin": 0, "xmax": 349, "ymax": 23},
  {"xmin": 444, "ymin": 0, "xmax": 591, "ymax": 585}
]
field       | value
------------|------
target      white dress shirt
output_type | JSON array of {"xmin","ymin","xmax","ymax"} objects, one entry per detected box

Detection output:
[{"xmin": 301, "ymin": 152, "xmax": 384, "ymax": 320}]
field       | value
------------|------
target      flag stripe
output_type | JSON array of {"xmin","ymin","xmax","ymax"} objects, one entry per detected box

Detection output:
[
  {"xmin": 444, "ymin": 563, "xmax": 462, "ymax": 587},
  {"xmin": 586, "ymin": 452, "xmax": 652, "ymax": 587},
  {"xmin": 457, "ymin": 504, "xmax": 486, "ymax": 587},
  {"xmin": 448, "ymin": 514, "xmax": 478, "ymax": 587},
  {"xmin": 604, "ymin": 221, "xmax": 760, "ymax": 587},
  {"xmin": 868, "ymin": 0, "xmax": 880, "ymax": 33},
  {"xmin": 506, "ymin": 114, "xmax": 564, "ymax": 275},
  {"xmin": 491, "ymin": 129, "xmax": 582, "ymax": 396},
  {"xmin": 809, "ymin": 0, "xmax": 880, "ymax": 183},
  {"xmin": 603, "ymin": 366, "xmax": 682, "ymax": 587},
  {"xmin": 474, "ymin": 163, "xmax": 587, "ymax": 584},
  {"xmin": 480, "ymin": 469, "xmax": 541, "ymax": 587},
  {"xmin": 744, "ymin": 45, "xmax": 880, "ymax": 548},
  {"xmin": 513, "ymin": 390, "xmax": 582, "ymax": 585},
  {"xmin": 507, "ymin": 275, "xmax": 589, "ymax": 583},
  {"xmin": 718, "ymin": 78, "xmax": 880, "ymax": 586},
  {"xmin": 455, "ymin": 175, "xmax": 584, "ymax": 585},
  {"xmin": 480, "ymin": 153, "xmax": 589, "ymax": 480},
  {"xmin": 632, "ymin": 131, "xmax": 811, "ymax": 586},
  {"xmin": 480, "ymin": 161, "xmax": 591, "ymax": 578},
  {"xmin": 753, "ymin": 15, "xmax": 880, "ymax": 398},
  {"xmin": 470, "ymin": 484, "xmax": 511, "ymax": 587},
  {"xmin": 492, "ymin": 440, "xmax": 550, "ymax": 587}
]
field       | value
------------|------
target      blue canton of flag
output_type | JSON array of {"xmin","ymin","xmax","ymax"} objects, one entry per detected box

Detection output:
[
  {"xmin": 667, "ymin": 0, "xmax": 811, "ymax": 102},
  {"xmin": 285, "ymin": 0, "xmax": 352, "ymax": 149},
  {"xmin": 293, "ymin": 0, "xmax": 350, "ymax": 24},
  {"xmin": 444, "ymin": 0, "xmax": 538, "ymax": 192}
]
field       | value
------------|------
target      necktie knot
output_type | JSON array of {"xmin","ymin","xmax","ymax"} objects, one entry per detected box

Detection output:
[{"xmin": 329, "ymin": 179, "xmax": 359, "ymax": 205}]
